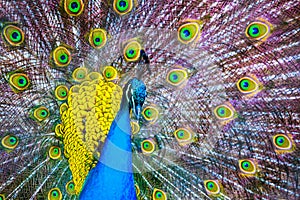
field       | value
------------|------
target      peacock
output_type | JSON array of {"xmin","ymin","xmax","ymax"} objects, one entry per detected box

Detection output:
[{"xmin": 0, "ymin": 0, "xmax": 299, "ymax": 199}]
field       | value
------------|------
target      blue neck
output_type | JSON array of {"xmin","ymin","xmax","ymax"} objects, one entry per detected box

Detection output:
[{"xmin": 80, "ymin": 104, "xmax": 137, "ymax": 200}]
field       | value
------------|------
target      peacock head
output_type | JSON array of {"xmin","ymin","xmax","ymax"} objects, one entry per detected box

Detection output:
[{"xmin": 123, "ymin": 78, "xmax": 147, "ymax": 119}]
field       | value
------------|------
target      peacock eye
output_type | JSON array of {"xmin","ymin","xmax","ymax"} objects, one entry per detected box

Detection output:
[
  {"xmin": 273, "ymin": 134, "xmax": 292, "ymax": 150},
  {"xmin": 141, "ymin": 139, "xmax": 155, "ymax": 154},
  {"xmin": 177, "ymin": 130, "xmax": 185, "ymax": 139},
  {"xmin": 239, "ymin": 159, "xmax": 256, "ymax": 174},
  {"xmin": 166, "ymin": 69, "xmax": 188, "ymax": 87},
  {"xmin": 174, "ymin": 128, "xmax": 194, "ymax": 145},
  {"xmin": 52, "ymin": 46, "xmax": 71, "ymax": 67},
  {"xmin": 214, "ymin": 105, "xmax": 234, "ymax": 119},
  {"xmin": 113, "ymin": 0, "xmax": 133, "ymax": 15},
  {"xmin": 152, "ymin": 188, "xmax": 167, "ymax": 200},
  {"xmin": 8, "ymin": 73, "xmax": 30, "ymax": 92},
  {"xmin": 88, "ymin": 28, "xmax": 107, "ymax": 49},
  {"xmin": 55, "ymin": 85, "xmax": 68, "ymax": 101},
  {"xmin": 237, "ymin": 77, "xmax": 259, "ymax": 94},
  {"xmin": 0, "ymin": 194, "xmax": 5, "ymax": 200},
  {"xmin": 48, "ymin": 146, "xmax": 61, "ymax": 160},
  {"xmin": 72, "ymin": 67, "xmax": 88, "ymax": 82},
  {"xmin": 2, "ymin": 24, "xmax": 25, "ymax": 46},
  {"xmin": 33, "ymin": 106, "xmax": 50, "ymax": 122},
  {"xmin": 66, "ymin": 181, "xmax": 76, "ymax": 195},
  {"xmin": 178, "ymin": 21, "xmax": 202, "ymax": 44},
  {"xmin": 204, "ymin": 180, "xmax": 220, "ymax": 195},
  {"xmin": 124, "ymin": 40, "xmax": 141, "ymax": 62},
  {"xmin": 142, "ymin": 106, "xmax": 159, "ymax": 123},
  {"xmin": 1, "ymin": 135, "xmax": 18, "ymax": 150},
  {"xmin": 64, "ymin": 0, "xmax": 84, "ymax": 16},
  {"xmin": 48, "ymin": 188, "xmax": 62, "ymax": 200},
  {"xmin": 103, "ymin": 66, "xmax": 117, "ymax": 81},
  {"xmin": 245, "ymin": 21, "xmax": 270, "ymax": 40}
]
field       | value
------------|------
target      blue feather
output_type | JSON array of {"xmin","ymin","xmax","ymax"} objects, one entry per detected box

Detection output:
[
  {"xmin": 80, "ymin": 78, "xmax": 147, "ymax": 200},
  {"xmin": 80, "ymin": 105, "xmax": 136, "ymax": 200}
]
